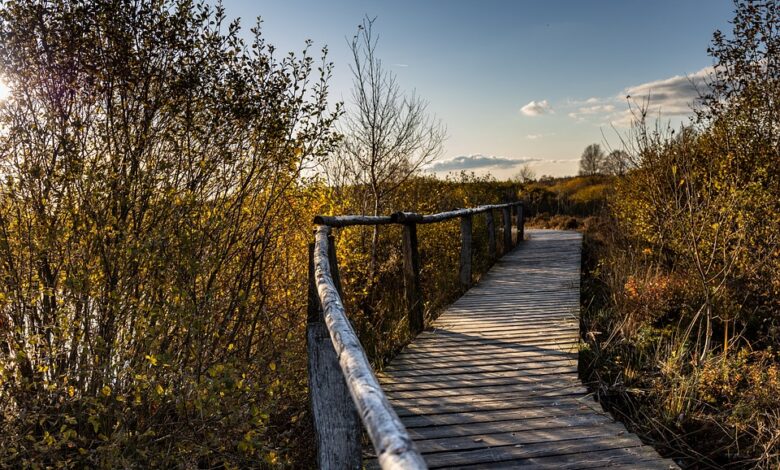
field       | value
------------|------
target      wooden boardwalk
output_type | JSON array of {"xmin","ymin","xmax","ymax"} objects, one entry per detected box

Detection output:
[{"xmin": 371, "ymin": 230, "xmax": 678, "ymax": 469}]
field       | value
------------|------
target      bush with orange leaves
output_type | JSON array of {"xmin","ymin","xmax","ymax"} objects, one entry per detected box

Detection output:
[{"xmin": 618, "ymin": 272, "xmax": 690, "ymax": 337}]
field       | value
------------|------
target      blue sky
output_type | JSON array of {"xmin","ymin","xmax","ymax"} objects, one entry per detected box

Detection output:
[{"xmin": 220, "ymin": 0, "xmax": 735, "ymax": 178}]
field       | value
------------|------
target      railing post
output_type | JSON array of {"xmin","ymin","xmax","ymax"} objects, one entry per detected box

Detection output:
[
  {"xmin": 402, "ymin": 222, "xmax": 424, "ymax": 335},
  {"xmin": 485, "ymin": 209, "xmax": 497, "ymax": 259},
  {"xmin": 502, "ymin": 206, "xmax": 512, "ymax": 253},
  {"xmin": 516, "ymin": 203, "xmax": 525, "ymax": 243},
  {"xmin": 460, "ymin": 214, "xmax": 473, "ymax": 290},
  {"xmin": 306, "ymin": 238, "xmax": 362, "ymax": 470}
]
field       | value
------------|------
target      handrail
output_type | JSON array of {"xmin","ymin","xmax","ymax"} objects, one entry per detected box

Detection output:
[
  {"xmin": 313, "ymin": 201, "xmax": 523, "ymax": 227},
  {"xmin": 312, "ymin": 214, "xmax": 395, "ymax": 227},
  {"xmin": 307, "ymin": 201, "xmax": 524, "ymax": 469},
  {"xmin": 313, "ymin": 226, "xmax": 426, "ymax": 469}
]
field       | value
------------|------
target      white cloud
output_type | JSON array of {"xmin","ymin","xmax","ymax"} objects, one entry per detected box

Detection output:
[
  {"xmin": 520, "ymin": 100, "xmax": 552, "ymax": 116},
  {"xmin": 393, "ymin": 63, "xmax": 409, "ymax": 68},
  {"xmin": 425, "ymin": 154, "xmax": 540, "ymax": 172},
  {"xmin": 563, "ymin": 66, "xmax": 714, "ymax": 128},
  {"xmin": 622, "ymin": 66, "xmax": 712, "ymax": 116}
]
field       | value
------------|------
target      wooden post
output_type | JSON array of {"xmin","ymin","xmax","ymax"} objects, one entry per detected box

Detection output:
[
  {"xmin": 306, "ymin": 241, "xmax": 362, "ymax": 469},
  {"xmin": 402, "ymin": 223, "xmax": 424, "ymax": 335},
  {"xmin": 460, "ymin": 215, "xmax": 473, "ymax": 290},
  {"xmin": 502, "ymin": 206, "xmax": 512, "ymax": 253},
  {"xmin": 516, "ymin": 203, "xmax": 525, "ymax": 242},
  {"xmin": 486, "ymin": 210, "xmax": 497, "ymax": 259},
  {"xmin": 312, "ymin": 227, "xmax": 427, "ymax": 469},
  {"xmin": 326, "ymin": 235, "xmax": 343, "ymax": 297}
]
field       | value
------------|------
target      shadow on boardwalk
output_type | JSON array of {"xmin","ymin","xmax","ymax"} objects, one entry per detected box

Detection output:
[{"xmin": 369, "ymin": 230, "xmax": 679, "ymax": 469}]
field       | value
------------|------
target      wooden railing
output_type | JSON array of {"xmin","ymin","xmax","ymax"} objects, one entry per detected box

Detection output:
[{"xmin": 307, "ymin": 202, "xmax": 525, "ymax": 469}]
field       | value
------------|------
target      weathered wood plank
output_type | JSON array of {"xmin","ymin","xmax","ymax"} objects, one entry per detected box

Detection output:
[
  {"xmin": 399, "ymin": 403, "xmax": 601, "ymax": 427},
  {"xmin": 411, "ymin": 423, "xmax": 630, "ymax": 454},
  {"xmin": 380, "ymin": 365, "xmax": 578, "ymax": 386},
  {"xmin": 384, "ymin": 379, "xmax": 585, "ymax": 400},
  {"xmin": 406, "ymin": 413, "xmax": 616, "ymax": 441},
  {"xmin": 385, "ymin": 388, "xmax": 589, "ymax": 407},
  {"xmin": 440, "ymin": 445, "xmax": 678, "ymax": 470},
  {"xmin": 383, "ymin": 358, "xmax": 577, "ymax": 379},
  {"xmin": 420, "ymin": 434, "xmax": 649, "ymax": 467},
  {"xmin": 392, "ymin": 394, "xmax": 594, "ymax": 418}
]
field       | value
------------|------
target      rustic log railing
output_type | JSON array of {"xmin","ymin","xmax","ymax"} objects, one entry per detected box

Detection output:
[{"xmin": 307, "ymin": 201, "xmax": 525, "ymax": 469}]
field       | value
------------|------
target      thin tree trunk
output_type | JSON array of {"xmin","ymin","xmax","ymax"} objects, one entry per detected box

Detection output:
[{"xmin": 369, "ymin": 192, "xmax": 380, "ymax": 284}]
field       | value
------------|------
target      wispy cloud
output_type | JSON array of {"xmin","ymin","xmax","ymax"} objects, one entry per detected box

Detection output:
[
  {"xmin": 568, "ymin": 104, "xmax": 615, "ymax": 119},
  {"xmin": 426, "ymin": 154, "xmax": 539, "ymax": 172},
  {"xmin": 564, "ymin": 66, "xmax": 714, "ymax": 127},
  {"xmin": 520, "ymin": 100, "xmax": 552, "ymax": 116},
  {"xmin": 393, "ymin": 63, "xmax": 409, "ymax": 68},
  {"xmin": 526, "ymin": 133, "xmax": 555, "ymax": 140}
]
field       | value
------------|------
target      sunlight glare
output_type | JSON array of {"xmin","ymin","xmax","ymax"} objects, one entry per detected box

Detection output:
[{"xmin": 0, "ymin": 79, "xmax": 9, "ymax": 101}]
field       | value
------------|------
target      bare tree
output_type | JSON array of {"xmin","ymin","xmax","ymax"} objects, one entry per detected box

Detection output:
[
  {"xmin": 579, "ymin": 143, "xmax": 605, "ymax": 176},
  {"xmin": 602, "ymin": 149, "xmax": 631, "ymax": 175},
  {"xmin": 336, "ymin": 16, "xmax": 445, "ymax": 277},
  {"xmin": 513, "ymin": 163, "xmax": 536, "ymax": 183}
]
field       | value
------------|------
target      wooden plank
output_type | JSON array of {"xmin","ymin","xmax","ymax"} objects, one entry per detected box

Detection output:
[
  {"xmin": 392, "ymin": 394, "xmax": 595, "ymax": 418},
  {"xmin": 411, "ymin": 423, "xmax": 630, "ymax": 454},
  {"xmin": 414, "ymin": 329, "xmax": 579, "ymax": 342},
  {"xmin": 387, "ymin": 350, "xmax": 579, "ymax": 369},
  {"xmin": 382, "ymin": 369, "xmax": 580, "ymax": 392},
  {"xmin": 442, "ymin": 446, "xmax": 678, "ymax": 470},
  {"xmin": 421, "ymin": 435, "xmax": 650, "ymax": 467},
  {"xmin": 394, "ymin": 340, "xmax": 580, "ymax": 357},
  {"xmin": 365, "ymin": 441, "xmax": 671, "ymax": 470},
  {"xmin": 384, "ymin": 379, "xmax": 585, "ymax": 400},
  {"xmin": 400, "ymin": 403, "xmax": 602, "ymax": 427},
  {"xmin": 386, "ymin": 388, "xmax": 589, "ymax": 408},
  {"xmin": 406, "ymin": 413, "xmax": 616, "ymax": 441},
  {"xmin": 383, "ymin": 358, "xmax": 577, "ymax": 379},
  {"xmin": 380, "ymin": 365, "xmax": 578, "ymax": 385},
  {"xmin": 385, "ymin": 351, "xmax": 578, "ymax": 371}
]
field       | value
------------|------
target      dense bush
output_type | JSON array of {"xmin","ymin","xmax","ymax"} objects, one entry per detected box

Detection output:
[
  {"xmin": 0, "ymin": 0, "xmax": 340, "ymax": 466},
  {"xmin": 580, "ymin": 2, "xmax": 780, "ymax": 467},
  {"xmin": 0, "ymin": 5, "xmax": 525, "ymax": 463}
]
